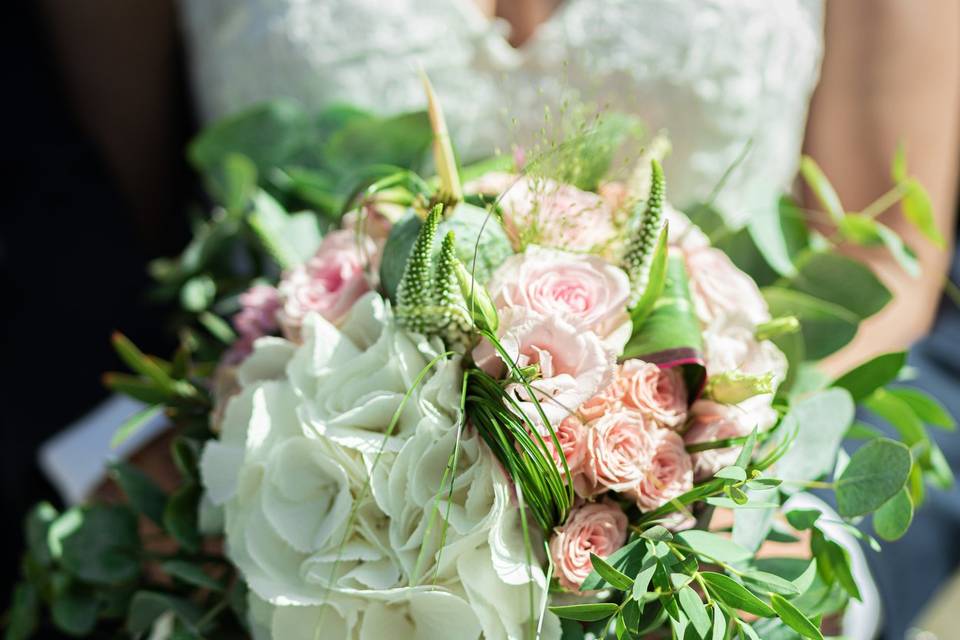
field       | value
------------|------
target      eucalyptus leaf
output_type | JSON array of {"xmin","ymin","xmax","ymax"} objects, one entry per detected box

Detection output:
[
  {"xmin": 786, "ymin": 251, "xmax": 891, "ymax": 321},
  {"xmin": 799, "ymin": 157, "xmax": 843, "ymax": 224},
  {"xmin": 126, "ymin": 591, "xmax": 204, "ymax": 635},
  {"xmin": 161, "ymin": 560, "xmax": 224, "ymax": 592},
  {"xmin": 164, "ymin": 483, "xmax": 202, "ymax": 553},
  {"xmin": 901, "ymin": 178, "xmax": 944, "ymax": 248},
  {"xmin": 873, "ymin": 487, "xmax": 914, "ymax": 541},
  {"xmin": 776, "ymin": 388, "xmax": 854, "ymax": 486},
  {"xmin": 48, "ymin": 506, "xmax": 140, "ymax": 586},
  {"xmin": 50, "ymin": 577, "xmax": 99, "ymax": 637},
  {"xmin": 835, "ymin": 438, "xmax": 911, "ymax": 517}
]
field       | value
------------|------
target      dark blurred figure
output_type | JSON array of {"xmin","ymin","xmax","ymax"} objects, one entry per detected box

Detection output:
[{"xmin": 0, "ymin": 1, "xmax": 190, "ymax": 596}]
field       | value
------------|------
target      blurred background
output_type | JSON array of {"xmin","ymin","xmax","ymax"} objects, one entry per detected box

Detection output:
[{"xmin": 2, "ymin": 2, "xmax": 959, "ymax": 639}]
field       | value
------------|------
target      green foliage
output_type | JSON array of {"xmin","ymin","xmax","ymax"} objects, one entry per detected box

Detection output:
[
  {"xmin": 799, "ymin": 156, "xmax": 843, "ymax": 224},
  {"xmin": 873, "ymin": 487, "xmax": 914, "ymax": 541},
  {"xmin": 835, "ymin": 438, "xmax": 911, "ymax": 517},
  {"xmin": 627, "ymin": 223, "xmax": 669, "ymax": 328},
  {"xmin": 831, "ymin": 352, "xmax": 906, "ymax": 402},
  {"xmin": 109, "ymin": 462, "xmax": 167, "ymax": 527},
  {"xmin": 623, "ymin": 160, "xmax": 666, "ymax": 303},
  {"xmin": 775, "ymin": 388, "xmax": 854, "ymax": 486},
  {"xmin": 622, "ymin": 255, "xmax": 706, "ymax": 394}
]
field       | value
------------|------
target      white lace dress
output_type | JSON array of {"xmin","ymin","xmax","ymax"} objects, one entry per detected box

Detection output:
[{"xmin": 179, "ymin": 0, "xmax": 823, "ymax": 226}]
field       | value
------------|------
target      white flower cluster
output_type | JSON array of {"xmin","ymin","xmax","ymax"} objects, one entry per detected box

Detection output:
[{"xmin": 201, "ymin": 293, "xmax": 560, "ymax": 639}]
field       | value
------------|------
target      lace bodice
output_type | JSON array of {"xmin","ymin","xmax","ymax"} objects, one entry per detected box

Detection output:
[{"xmin": 179, "ymin": 0, "xmax": 824, "ymax": 225}]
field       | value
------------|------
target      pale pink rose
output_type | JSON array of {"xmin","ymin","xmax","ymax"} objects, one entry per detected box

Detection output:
[
  {"xmin": 467, "ymin": 173, "xmax": 618, "ymax": 253},
  {"xmin": 630, "ymin": 429, "xmax": 693, "ymax": 512},
  {"xmin": 617, "ymin": 360, "xmax": 688, "ymax": 429},
  {"xmin": 581, "ymin": 410, "xmax": 657, "ymax": 496},
  {"xmin": 548, "ymin": 500, "xmax": 628, "ymax": 591},
  {"xmin": 598, "ymin": 181, "xmax": 629, "ymax": 213},
  {"xmin": 473, "ymin": 309, "xmax": 615, "ymax": 427},
  {"xmin": 536, "ymin": 415, "xmax": 588, "ymax": 478},
  {"xmin": 686, "ymin": 247, "xmax": 769, "ymax": 326},
  {"xmin": 684, "ymin": 399, "xmax": 776, "ymax": 480},
  {"xmin": 488, "ymin": 246, "xmax": 632, "ymax": 352},
  {"xmin": 665, "ymin": 204, "xmax": 710, "ymax": 254},
  {"xmin": 578, "ymin": 378, "xmax": 624, "ymax": 423},
  {"xmin": 702, "ymin": 311, "xmax": 788, "ymax": 383},
  {"xmin": 277, "ymin": 230, "xmax": 377, "ymax": 340}
]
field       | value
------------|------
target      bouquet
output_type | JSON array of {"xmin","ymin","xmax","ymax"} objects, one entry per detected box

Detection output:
[{"xmin": 8, "ymin": 78, "xmax": 955, "ymax": 640}]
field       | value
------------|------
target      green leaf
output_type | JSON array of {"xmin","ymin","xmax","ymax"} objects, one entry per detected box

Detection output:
[
  {"xmin": 776, "ymin": 388, "xmax": 855, "ymax": 486},
  {"xmin": 770, "ymin": 593, "xmax": 824, "ymax": 640},
  {"xmin": 581, "ymin": 538, "xmax": 646, "ymax": 591},
  {"xmin": 891, "ymin": 143, "xmax": 908, "ymax": 184},
  {"xmin": 873, "ymin": 221, "xmax": 920, "ymax": 277},
  {"xmin": 217, "ymin": 153, "xmax": 258, "ymax": 213},
  {"xmin": 831, "ymin": 352, "xmax": 907, "ymax": 403},
  {"xmin": 785, "ymin": 509, "xmax": 821, "ymax": 531},
  {"xmin": 111, "ymin": 333, "xmax": 178, "ymax": 392},
  {"xmin": 590, "ymin": 553, "xmax": 634, "ymax": 591},
  {"xmin": 629, "ymin": 223, "xmax": 670, "ymax": 327},
  {"xmin": 248, "ymin": 190, "xmax": 309, "ymax": 269},
  {"xmin": 838, "ymin": 213, "xmax": 883, "ymax": 246},
  {"xmin": 863, "ymin": 388, "xmax": 927, "ymax": 447},
  {"xmin": 6, "ymin": 583, "xmax": 39, "ymax": 640},
  {"xmin": 886, "ymin": 387, "xmax": 956, "ymax": 430},
  {"xmin": 901, "ymin": 178, "xmax": 944, "ymax": 249},
  {"xmin": 747, "ymin": 199, "xmax": 806, "ymax": 277},
  {"xmin": 700, "ymin": 572, "xmax": 776, "ymax": 617},
  {"xmin": 622, "ymin": 256, "xmax": 706, "ymax": 395},
  {"xmin": 632, "ymin": 555, "xmax": 658, "ymax": 601},
  {"xmin": 25, "ymin": 502, "xmax": 58, "ymax": 568},
  {"xmin": 103, "ymin": 373, "xmax": 174, "ymax": 405},
  {"xmin": 873, "ymin": 487, "xmax": 914, "ymax": 541},
  {"xmin": 788, "ymin": 251, "xmax": 892, "ymax": 320},
  {"xmin": 737, "ymin": 619, "xmax": 763, "ymax": 640},
  {"xmin": 50, "ymin": 577, "xmax": 99, "ymax": 636},
  {"xmin": 48, "ymin": 505, "xmax": 140, "ymax": 586},
  {"xmin": 164, "ymin": 483, "xmax": 202, "ymax": 552},
  {"xmin": 678, "ymin": 586, "xmax": 711, "ymax": 637},
  {"xmin": 735, "ymin": 428, "xmax": 759, "ymax": 469},
  {"xmin": 110, "ymin": 461, "xmax": 167, "ymax": 527},
  {"xmin": 799, "ymin": 157, "xmax": 843, "ymax": 224},
  {"xmin": 762, "ymin": 288, "xmax": 859, "ymax": 360},
  {"xmin": 836, "ymin": 438, "xmax": 912, "ymax": 517},
  {"xmin": 715, "ymin": 466, "xmax": 747, "ymax": 482},
  {"xmin": 161, "ymin": 560, "xmax": 224, "ymax": 591},
  {"xmin": 549, "ymin": 603, "xmax": 620, "ymax": 622},
  {"xmin": 640, "ymin": 526, "xmax": 674, "ymax": 543},
  {"xmin": 675, "ymin": 530, "xmax": 753, "ymax": 564},
  {"xmin": 711, "ymin": 607, "xmax": 726, "ymax": 640},
  {"xmin": 111, "ymin": 404, "xmax": 164, "ymax": 449},
  {"xmin": 126, "ymin": 591, "xmax": 204, "ymax": 635},
  {"xmin": 180, "ymin": 275, "xmax": 217, "ymax": 313},
  {"xmin": 811, "ymin": 531, "xmax": 861, "ymax": 601},
  {"xmin": 188, "ymin": 100, "xmax": 314, "ymax": 177},
  {"xmin": 740, "ymin": 570, "xmax": 802, "ymax": 596}
]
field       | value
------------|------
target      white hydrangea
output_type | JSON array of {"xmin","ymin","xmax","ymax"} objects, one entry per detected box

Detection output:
[{"xmin": 201, "ymin": 292, "xmax": 559, "ymax": 639}]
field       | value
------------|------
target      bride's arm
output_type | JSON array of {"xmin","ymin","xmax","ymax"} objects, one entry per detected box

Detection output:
[{"xmin": 804, "ymin": 0, "xmax": 960, "ymax": 374}]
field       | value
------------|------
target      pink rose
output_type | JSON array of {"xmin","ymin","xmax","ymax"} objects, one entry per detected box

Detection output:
[
  {"xmin": 536, "ymin": 415, "xmax": 588, "ymax": 478},
  {"xmin": 548, "ymin": 500, "xmax": 628, "ymax": 591},
  {"xmin": 488, "ymin": 246, "xmax": 632, "ymax": 352},
  {"xmin": 473, "ymin": 310, "xmax": 615, "ymax": 427},
  {"xmin": 686, "ymin": 247, "xmax": 769, "ymax": 326},
  {"xmin": 617, "ymin": 360, "xmax": 688, "ymax": 429},
  {"xmin": 578, "ymin": 378, "xmax": 624, "ymax": 423},
  {"xmin": 684, "ymin": 399, "xmax": 776, "ymax": 480},
  {"xmin": 467, "ymin": 173, "xmax": 618, "ymax": 253},
  {"xmin": 277, "ymin": 230, "xmax": 377, "ymax": 340},
  {"xmin": 581, "ymin": 410, "xmax": 656, "ymax": 496},
  {"xmin": 227, "ymin": 285, "xmax": 282, "ymax": 362},
  {"xmin": 702, "ymin": 312, "xmax": 787, "ymax": 383},
  {"xmin": 630, "ymin": 429, "xmax": 693, "ymax": 512}
]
